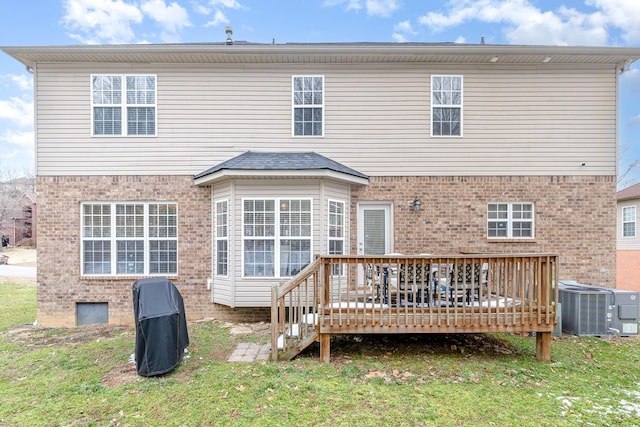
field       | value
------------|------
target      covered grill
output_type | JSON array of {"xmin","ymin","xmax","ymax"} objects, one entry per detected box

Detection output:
[{"xmin": 132, "ymin": 277, "xmax": 189, "ymax": 377}]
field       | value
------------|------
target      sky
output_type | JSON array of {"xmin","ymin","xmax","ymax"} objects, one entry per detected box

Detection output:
[{"xmin": 1, "ymin": 0, "xmax": 639, "ymax": 187}]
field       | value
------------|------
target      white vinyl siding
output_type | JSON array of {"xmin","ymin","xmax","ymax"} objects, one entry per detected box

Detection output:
[
  {"xmin": 488, "ymin": 202, "xmax": 534, "ymax": 239},
  {"xmin": 36, "ymin": 63, "xmax": 617, "ymax": 177},
  {"xmin": 82, "ymin": 202, "xmax": 177, "ymax": 275},
  {"xmin": 91, "ymin": 74, "xmax": 156, "ymax": 136},
  {"xmin": 623, "ymin": 206, "xmax": 636, "ymax": 238}
]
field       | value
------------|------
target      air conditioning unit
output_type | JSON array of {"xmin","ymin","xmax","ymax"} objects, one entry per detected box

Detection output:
[{"xmin": 558, "ymin": 281, "xmax": 639, "ymax": 337}]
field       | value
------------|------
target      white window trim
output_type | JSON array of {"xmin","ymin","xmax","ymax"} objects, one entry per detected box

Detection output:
[
  {"xmin": 215, "ymin": 199, "xmax": 229, "ymax": 277},
  {"xmin": 487, "ymin": 202, "xmax": 535, "ymax": 239},
  {"xmin": 430, "ymin": 74, "xmax": 463, "ymax": 138},
  {"xmin": 291, "ymin": 75, "xmax": 325, "ymax": 137},
  {"xmin": 81, "ymin": 202, "xmax": 178, "ymax": 276},
  {"xmin": 622, "ymin": 205, "xmax": 636, "ymax": 238},
  {"xmin": 241, "ymin": 197, "xmax": 313, "ymax": 278},
  {"xmin": 91, "ymin": 73, "xmax": 157, "ymax": 137}
]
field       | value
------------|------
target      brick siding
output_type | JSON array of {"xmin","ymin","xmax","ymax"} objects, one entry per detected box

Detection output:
[
  {"xmin": 35, "ymin": 174, "xmax": 615, "ymax": 327},
  {"xmin": 351, "ymin": 175, "xmax": 616, "ymax": 288},
  {"xmin": 35, "ymin": 175, "xmax": 270, "ymax": 327}
]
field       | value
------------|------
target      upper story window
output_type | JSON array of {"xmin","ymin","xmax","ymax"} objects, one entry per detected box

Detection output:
[
  {"xmin": 92, "ymin": 74, "xmax": 156, "ymax": 136},
  {"xmin": 623, "ymin": 206, "xmax": 636, "ymax": 237},
  {"xmin": 488, "ymin": 202, "xmax": 534, "ymax": 238},
  {"xmin": 292, "ymin": 76, "xmax": 324, "ymax": 136},
  {"xmin": 81, "ymin": 202, "xmax": 177, "ymax": 275},
  {"xmin": 431, "ymin": 75, "xmax": 462, "ymax": 137}
]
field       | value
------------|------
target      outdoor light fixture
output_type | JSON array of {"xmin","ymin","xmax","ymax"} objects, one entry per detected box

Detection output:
[{"xmin": 411, "ymin": 196, "xmax": 421, "ymax": 212}]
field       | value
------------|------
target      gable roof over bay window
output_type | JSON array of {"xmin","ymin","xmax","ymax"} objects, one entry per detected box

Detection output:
[{"xmin": 194, "ymin": 151, "xmax": 369, "ymax": 186}]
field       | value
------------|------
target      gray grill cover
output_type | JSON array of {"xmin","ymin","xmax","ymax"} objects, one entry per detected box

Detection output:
[{"xmin": 132, "ymin": 277, "xmax": 189, "ymax": 376}]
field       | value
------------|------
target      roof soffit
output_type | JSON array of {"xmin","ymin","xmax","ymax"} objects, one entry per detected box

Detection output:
[{"xmin": 3, "ymin": 43, "xmax": 640, "ymax": 69}]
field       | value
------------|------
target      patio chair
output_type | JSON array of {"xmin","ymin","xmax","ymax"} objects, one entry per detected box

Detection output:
[
  {"xmin": 449, "ymin": 262, "xmax": 482, "ymax": 305},
  {"xmin": 398, "ymin": 261, "xmax": 432, "ymax": 306}
]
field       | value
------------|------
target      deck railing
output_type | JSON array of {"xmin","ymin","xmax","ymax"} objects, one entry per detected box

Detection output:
[{"xmin": 272, "ymin": 253, "xmax": 558, "ymax": 362}]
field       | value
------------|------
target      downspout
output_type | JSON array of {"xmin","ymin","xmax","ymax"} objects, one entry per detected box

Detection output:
[{"xmin": 25, "ymin": 64, "xmax": 37, "ymax": 174}]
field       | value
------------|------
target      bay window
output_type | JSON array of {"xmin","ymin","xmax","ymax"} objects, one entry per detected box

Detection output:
[
  {"xmin": 216, "ymin": 200, "xmax": 229, "ymax": 276},
  {"xmin": 243, "ymin": 198, "xmax": 312, "ymax": 277}
]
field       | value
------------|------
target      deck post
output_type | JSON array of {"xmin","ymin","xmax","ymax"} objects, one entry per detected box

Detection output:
[
  {"xmin": 536, "ymin": 331, "xmax": 551, "ymax": 361},
  {"xmin": 270, "ymin": 284, "xmax": 279, "ymax": 361},
  {"xmin": 319, "ymin": 333, "xmax": 330, "ymax": 362}
]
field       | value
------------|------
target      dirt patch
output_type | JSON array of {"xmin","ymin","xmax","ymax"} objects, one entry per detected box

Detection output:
[
  {"xmin": 7, "ymin": 323, "xmax": 129, "ymax": 348},
  {"xmin": 297, "ymin": 332, "xmax": 525, "ymax": 364},
  {"xmin": 101, "ymin": 361, "xmax": 140, "ymax": 387}
]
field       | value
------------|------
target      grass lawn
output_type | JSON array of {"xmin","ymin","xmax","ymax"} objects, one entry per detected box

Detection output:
[{"xmin": 1, "ymin": 280, "xmax": 640, "ymax": 426}]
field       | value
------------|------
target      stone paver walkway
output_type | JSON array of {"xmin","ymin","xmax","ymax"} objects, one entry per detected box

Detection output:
[{"xmin": 228, "ymin": 342, "xmax": 271, "ymax": 362}]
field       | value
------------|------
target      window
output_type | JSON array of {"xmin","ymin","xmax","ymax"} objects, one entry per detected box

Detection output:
[
  {"xmin": 431, "ymin": 75, "xmax": 462, "ymax": 136},
  {"xmin": 293, "ymin": 76, "xmax": 323, "ymax": 136},
  {"xmin": 243, "ymin": 198, "xmax": 311, "ymax": 277},
  {"xmin": 488, "ymin": 203, "xmax": 534, "ymax": 238},
  {"xmin": 328, "ymin": 200, "xmax": 345, "ymax": 275},
  {"xmin": 216, "ymin": 200, "xmax": 229, "ymax": 276},
  {"xmin": 92, "ymin": 74, "xmax": 156, "ymax": 136},
  {"xmin": 82, "ymin": 202, "xmax": 177, "ymax": 275},
  {"xmin": 623, "ymin": 206, "xmax": 636, "ymax": 237}
]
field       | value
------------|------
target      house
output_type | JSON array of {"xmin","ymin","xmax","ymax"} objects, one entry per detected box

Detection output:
[
  {"xmin": 2, "ymin": 42, "xmax": 640, "ymax": 329},
  {"xmin": 0, "ymin": 177, "xmax": 36, "ymax": 247},
  {"xmin": 617, "ymin": 182, "xmax": 640, "ymax": 291}
]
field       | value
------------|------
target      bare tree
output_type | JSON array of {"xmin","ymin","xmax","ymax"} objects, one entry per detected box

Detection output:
[
  {"xmin": 0, "ymin": 165, "xmax": 35, "ymax": 249},
  {"xmin": 618, "ymin": 144, "xmax": 640, "ymax": 190}
]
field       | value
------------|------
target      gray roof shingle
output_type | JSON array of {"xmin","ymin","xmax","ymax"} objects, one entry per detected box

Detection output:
[{"xmin": 194, "ymin": 151, "xmax": 368, "ymax": 181}]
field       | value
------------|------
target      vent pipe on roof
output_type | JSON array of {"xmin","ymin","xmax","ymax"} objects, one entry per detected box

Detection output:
[{"xmin": 225, "ymin": 26, "xmax": 233, "ymax": 45}]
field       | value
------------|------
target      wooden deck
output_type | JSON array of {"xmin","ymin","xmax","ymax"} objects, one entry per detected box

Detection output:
[{"xmin": 271, "ymin": 254, "xmax": 558, "ymax": 362}]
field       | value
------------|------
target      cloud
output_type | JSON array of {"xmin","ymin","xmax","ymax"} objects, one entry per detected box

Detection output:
[
  {"xmin": 0, "ymin": 97, "xmax": 33, "ymax": 128},
  {"xmin": 366, "ymin": 0, "xmax": 400, "ymax": 17},
  {"xmin": 392, "ymin": 20, "xmax": 417, "ymax": 42},
  {"xmin": 588, "ymin": 0, "xmax": 640, "ymax": 43},
  {"xmin": 141, "ymin": 0, "xmax": 191, "ymax": 42},
  {"xmin": 0, "ymin": 129, "xmax": 34, "ymax": 148},
  {"xmin": 9, "ymin": 75, "xmax": 33, "ymax": 92},
  {"xmin": 417, "ymin": 0, "xmax": 640, "ymax": 46},
  {"xmin": 324, "ymin": 0, "xmax": 399, "ymax": 17},
  {"xmin": 62, "ymin": 0, "xmax": 144, "ymax": 44},
  {"xmin": 200, "ymin": 0, "xmax": 243, "ymax": 28},
  {"xmin": 324, "ymin": 0, "xmax": 362, "ymax": 13},
  {"xmin": 205, "ymin": 10, "xmax": 230, "ymax": 27},
  {"xmin": 0, "ymin": 130, "xmax": 34, "ymax": 170},
  {"xmin": 209, "ymin": 0, "xmax": 243, "ymax": 8}
]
